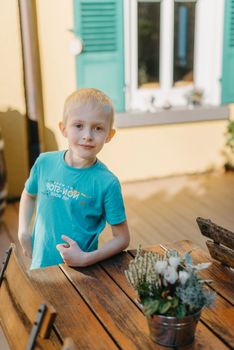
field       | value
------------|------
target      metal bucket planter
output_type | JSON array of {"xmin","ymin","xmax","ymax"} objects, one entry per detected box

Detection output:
[
  {"xmin": 0, "ymin": 131, "xmax": 7, "ymax": 219},
  {"xmin": 147, "ymin": 310, "xmax": 201, "ymax": 347}
]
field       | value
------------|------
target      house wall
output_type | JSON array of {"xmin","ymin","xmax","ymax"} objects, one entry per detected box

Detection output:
[
  {"xmin": 0, "ymin": 1, "xmax": 229, "ymax": 198},
  {"xmin": 99, "ymin": 121, "xmax": 226, "ymax": 182},
  {"xmin": 0, "ymin": 0, "xmax": 28, "ymax": 198}
]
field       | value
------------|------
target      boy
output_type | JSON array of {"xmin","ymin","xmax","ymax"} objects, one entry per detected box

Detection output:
[{"xmin": 18, "ymin": 88, "xmax": 130, "ymax": 269}]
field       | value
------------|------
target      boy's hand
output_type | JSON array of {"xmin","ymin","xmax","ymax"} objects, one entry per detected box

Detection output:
[{"xmin": 56, "ymin": 235, "xmax": 88, "ymax": 267}]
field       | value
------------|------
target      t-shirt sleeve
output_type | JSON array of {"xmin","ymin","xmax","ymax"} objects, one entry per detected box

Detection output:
[
  {"xmin": 24, "ymin": 156, "xmax": 40, "ymax": 195},
  {"xmin": 104, "ymin": 178, "xmax": 126, "ymax": 225}
]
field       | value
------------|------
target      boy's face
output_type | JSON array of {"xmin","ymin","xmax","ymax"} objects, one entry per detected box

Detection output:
[{"xmin": 59, "ymin": 104, "xmax": 115, "ymax": 163}]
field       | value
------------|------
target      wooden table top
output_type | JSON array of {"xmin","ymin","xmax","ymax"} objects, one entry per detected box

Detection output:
[{"xmin": 29, "ymin": 240, "xmax": 234, "ymax": 350}]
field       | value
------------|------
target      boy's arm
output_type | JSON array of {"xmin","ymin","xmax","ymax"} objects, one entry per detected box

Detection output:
[
  {"xmin": 18, "ymin": 189, "xmax": 36, "ymax": 258},
  {"xmin": 56, "ymin": 220, "xmax": 130, "ymax": 267}
]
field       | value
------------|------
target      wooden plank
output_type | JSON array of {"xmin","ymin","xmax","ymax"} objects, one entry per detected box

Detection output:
[
  {"xmin": 146, "ymin": 195, "xmax": 199, "ymax": 236},
  {"xmin": 0, "ymin": 210, "xmax": 60, "ymax": 349},
  {"xmin": 125, "ymin": 203, "xmax": 167, "ymax": 241},
  {"xmin": 3, "ymin": 245, "xmax": 56, "ymax": 338},
  {"xmin": 60, "ymin": 263, "xmax": 164, "ymax": 350},
  {"xmin": 193, "ymin": 173, "xmax": 234, "ymax": 210},
  {"xmin": 29, "ymin": 265, "xmax": 118, "ymax": 350},
  {"xmin": 206, "ymin": 241, "xmax": 234, "ymax": 268},
  {"xmin": 186, "ymin": 190, "xmax": 234, "ymax": 227},
  {"xmin": 35, "ymin": 330, "xmax": 62, "ymax": 350},
  {"xmin": 121, "ymin": 206, "xmax": 157, "ymax": 247},
  {"xmin": 0, "ymin": 281, "xmax": 32, "ymax": 350},
  {"xmin": 0, "ymin": 223, "xmax": 11, "ymax": 265},
  {"xmin": 122, "ymin": 172, "xmax": 234, "ymax": 250},
  {"xmin": 161, "ymin": 191, "xmax": 234, "ymax": 247},
  {"xmin": 159, "ymin": 240, "xmax": 234, "ymax": 348},
  {"xmin": 126, "ymin": 188, "xmax": 208, "ymax": 250},
  {"xmin": 100, "ymin": 252, "xmax": 138, "ymax": 301},
  {"xmin": 2, "ymin": 204, "xmax": 31, "ymax": 270},
  {"xmin": 127, "ymin": 198, "xmax": 183, "ymax": 242},
  {"xmin": 0, "ymin": 283, "xmax": 60, "ymax": 350},
  {"xmin": 196, "ymin": 217, "xmax": 234, "ymax": 250},
  {"xmin": 3, "ymin": 204, "xmax": 19, "ymax": 242},
  {"xmin": 159, "ymin": 240, "xmax": 234, "ymax": 305},
  {"xmin": 0, "ymin": 326, "xmax": 10, "ymax": 350},
  {"xmin": 62, "ymin": 337, "xmax": 77, "ymax": 350}
]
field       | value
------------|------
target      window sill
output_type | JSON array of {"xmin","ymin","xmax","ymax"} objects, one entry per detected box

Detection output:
[{"xmin": 115, "ymin": 105, "xmax": 229, "ymax": 129}]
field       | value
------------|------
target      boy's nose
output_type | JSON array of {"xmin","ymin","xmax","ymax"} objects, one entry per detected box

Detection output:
[{"xmin": 82, "ymin": 128, "xmax": 92, "ymax": 140}]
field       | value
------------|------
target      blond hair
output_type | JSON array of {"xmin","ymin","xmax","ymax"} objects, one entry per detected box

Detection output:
[{"xmin": 63, "ymin": 88, "xmax": 115, "ymax": 128}]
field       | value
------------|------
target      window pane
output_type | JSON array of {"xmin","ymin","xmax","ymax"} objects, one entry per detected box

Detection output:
[
  {"xmin": 173, "ymin": 2, "xmax": 196, "ymax": 86},
  {"xmin": 138, "ymin": 1, "xmax": 160, "ymax": 89}
]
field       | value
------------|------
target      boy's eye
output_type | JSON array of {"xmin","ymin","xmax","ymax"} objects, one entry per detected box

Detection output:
[
  {"xmin": 76, "ymin": 124, "xmax": 83, "ymax": 129},
  {"xmin": 95, "ymin": 126, "xmax": 103, "ymax": 131}
]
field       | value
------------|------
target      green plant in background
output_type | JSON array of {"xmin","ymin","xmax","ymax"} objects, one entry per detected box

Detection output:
[
  {"xmin": 224, "ymin": 120, "xmax": 234, "ymax": 170},
  {"xmin": 125, "ymin": 246, "xmax": 215, "ymax": 319}
]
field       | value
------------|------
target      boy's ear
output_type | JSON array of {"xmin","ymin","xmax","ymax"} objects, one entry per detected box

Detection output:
[
  {"xmin": 59, "ymin": 121, "xmax": 67, "ymax": 137},
  {"xmin": 105, "ymin": 129, "xmax": 116, "ymax": 143}
]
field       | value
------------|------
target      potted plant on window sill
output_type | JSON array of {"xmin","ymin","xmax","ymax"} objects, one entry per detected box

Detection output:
[
  {"xmin": 224, "ymin": 119, "xmax": 234, "ymax": 172},
  {"xmin": 184, "ymin": 88, "xmax": 204, "ymax": 108},
  {"xmin": 125, "ymin": 246, "xmax": 216, "ymax": 348}
]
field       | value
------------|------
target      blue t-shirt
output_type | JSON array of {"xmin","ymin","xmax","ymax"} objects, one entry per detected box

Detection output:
[{"xmin": 25, "ymin": 151, "xmax": 126, "ymax": 269}]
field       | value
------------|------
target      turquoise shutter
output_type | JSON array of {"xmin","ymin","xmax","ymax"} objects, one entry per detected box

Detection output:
[
  {"xmin": 221, "ymin": 0, "xmax": 234, "ymax": 103},
  {"xmin": 73, "ymin": 0, "xmax": 125, "ymax": 112}
]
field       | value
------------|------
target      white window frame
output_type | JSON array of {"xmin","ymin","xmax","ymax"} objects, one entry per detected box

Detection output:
[{"xmin": 124, "ymin": 0, "xmax": 224, "ymax": 112}]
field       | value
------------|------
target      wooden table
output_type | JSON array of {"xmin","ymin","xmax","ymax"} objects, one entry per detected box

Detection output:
[{"xmin": 29, "ymin": 240, "xmax": 234, "ymax": 350}]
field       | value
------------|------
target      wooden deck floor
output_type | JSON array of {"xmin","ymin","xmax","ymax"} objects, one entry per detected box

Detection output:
[
  {"xmin": 0, "ymin": 171, "xmax": 234, "ymax": 348},
  {"xmin": 1, "ymin": 171, "xmax": 234, "ymax": 265},
  {"xmin": 100, "ymin": 170, "xmax": 234, "ymax": 252}
]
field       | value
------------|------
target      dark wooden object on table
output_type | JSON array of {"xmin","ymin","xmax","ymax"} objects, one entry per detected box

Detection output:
[
  {"xmin": 196, "ymin": 217, "xmax": 234, "ymax": 268},
  {"xmin": 0, "ymin": 244, "xmax": 58, "ymax": 350}
]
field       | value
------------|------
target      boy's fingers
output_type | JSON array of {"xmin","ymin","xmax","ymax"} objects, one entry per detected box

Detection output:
[
  {"xmin": 56, "ymin": 243, "xmax": 65, "ymax": 251},
  {"xmin": 61, "ymin": 235, "xmax": 76, "ymax": 246}
]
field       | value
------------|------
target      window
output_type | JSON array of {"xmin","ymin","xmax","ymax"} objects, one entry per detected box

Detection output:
[
  {"xmin": 173, "ymin": 1, "xmax": 196, "ymax": 86},
  {"xmin": 137, "ymin": 1, "xmax": 160, "ymax": 88},
  {"xmin": 125, "ymin": 0, "xmax": 223, "ymax": 111},
  {"xmin": 125, "ymin": 0, "xmax": 202, "ymax": 111}
]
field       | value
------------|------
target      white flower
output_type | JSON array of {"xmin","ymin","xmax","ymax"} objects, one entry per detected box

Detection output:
[
  {"xmin": 179, "ymin": 270, "xmax": 190, "ymax": 285},
  {"xmin": 155, "ymin": 260, "xmax": 168, "ymax": 274},
  {"xmin": 169, "ymin": 256, "xmax": 181, "ymax": 269},
  {"xmin": 163, "ymin": 266, "xmax": 178, "ymax": 284},
  {"xmin": 194, "ymin": 262, "xmax": 211, "ymax": 271}
]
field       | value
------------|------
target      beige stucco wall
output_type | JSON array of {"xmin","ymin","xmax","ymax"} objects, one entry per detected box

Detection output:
[
  {"xmin": 229, "ymin": 104, "xmax": 234, "ymax": 120},
  {"xmin": 0, "ymin": 0, "xmax": 28, "ymax": 198},
  {"xmin": 0, "ymin": 1, "xmax": 25, "ymax": 112},
  {"xmin": 100, "ymin": 121, "xmax": 227, "ymax": 182},
  {"xmin": 0, "ymin": 1, "xmax": 229, "ymax": 197},
  {"xmin": 36, "ymin": 0, "xmax": 76, "ymax": 150}
]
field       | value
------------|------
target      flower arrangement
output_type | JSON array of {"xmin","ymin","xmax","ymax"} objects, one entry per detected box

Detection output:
[{"xmin": 125, "ymin": 246, "xmax": 215, "ymax": 319}]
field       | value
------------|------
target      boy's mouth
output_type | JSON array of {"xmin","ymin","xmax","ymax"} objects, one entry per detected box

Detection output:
[{"xmin": 79, "ymin": 144, "xmax": 95, "ymax": 149}]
